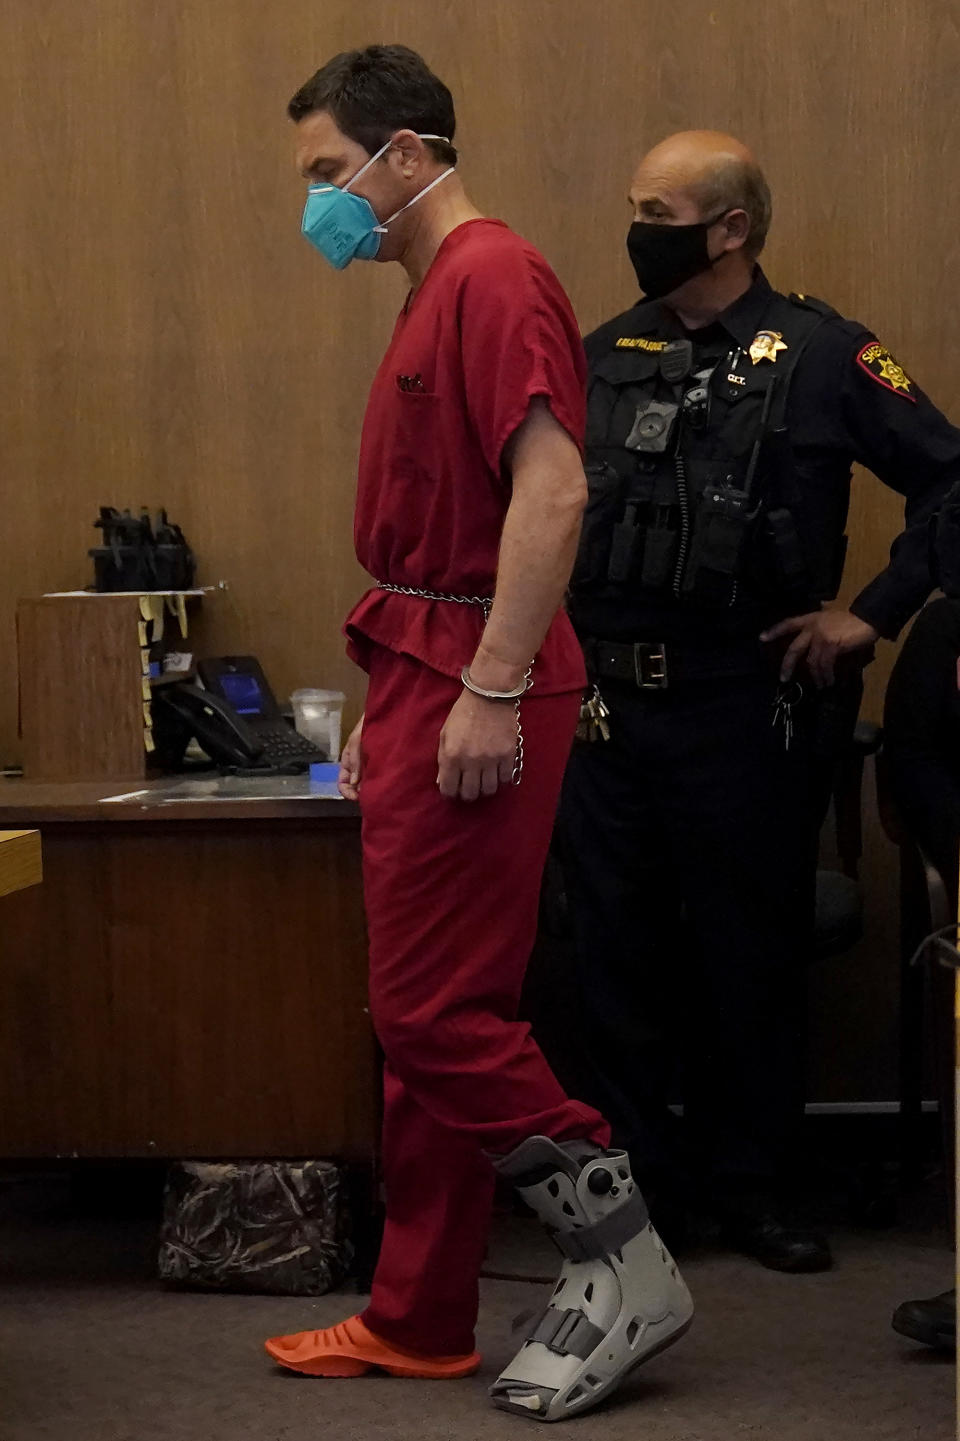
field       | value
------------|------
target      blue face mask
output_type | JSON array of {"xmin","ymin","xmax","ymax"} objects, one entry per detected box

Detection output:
[{"xmin": 301, "ymin": 134, "xmax": 456, "ymax": 270}]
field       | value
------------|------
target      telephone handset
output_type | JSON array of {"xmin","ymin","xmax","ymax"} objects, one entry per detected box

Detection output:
[
  {"xmin": 152, "ymin": 683, "xmax": 265, "ymax": 769},
  {"xmin": 151, "ymin": 656, "xmax": 330, "ymax": 773}
]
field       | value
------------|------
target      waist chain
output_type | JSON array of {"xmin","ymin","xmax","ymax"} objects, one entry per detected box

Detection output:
[{"xmin": 376, "ymin": 581, "xmax": 493, "ymax": 617}]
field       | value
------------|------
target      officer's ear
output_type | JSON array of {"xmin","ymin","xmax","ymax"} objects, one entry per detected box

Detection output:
[{"xmin": 716, "ymin": 207, "xmax": 751, "ymax": 254}]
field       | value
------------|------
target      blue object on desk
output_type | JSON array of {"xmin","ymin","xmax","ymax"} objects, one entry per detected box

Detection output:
[
  {"xmin": 309, "ymin": 763, "xmax": 340, "ymax": 783},
  {"xmin": 309, "ymin": 762, "xmax": 343, "ymax": 798}
]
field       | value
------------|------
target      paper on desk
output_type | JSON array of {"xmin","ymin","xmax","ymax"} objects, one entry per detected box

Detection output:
[
  {"xmin": 43, "ymin": 589, "xmax": 206, "ymax": 598},
  {"xmin": 100, "ymin": 776, "xmax": 347, "ymax": 805},
  {"xmin": 134, "ymin": 775, "xmax": 345, "ymax": 804}
]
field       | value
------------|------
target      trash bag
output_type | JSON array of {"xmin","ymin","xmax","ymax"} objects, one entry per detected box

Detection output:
[{"xmin": 158, "ymin": 1159, "xmax": 353, "ymax": 1295}]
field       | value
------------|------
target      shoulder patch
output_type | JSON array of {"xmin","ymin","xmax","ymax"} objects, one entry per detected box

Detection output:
[
  {"xmin": 615, "ymin": 336, "xmax": 668, "ymax": 351},
  {"xmin": 855, "ymin": 341, "xmax": 916, "ymax": 401}
]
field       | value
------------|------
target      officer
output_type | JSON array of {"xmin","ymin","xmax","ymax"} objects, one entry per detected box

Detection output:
[{"xmin": 550, "ymin": 130, "xmax": 960, "ymax": 1273}]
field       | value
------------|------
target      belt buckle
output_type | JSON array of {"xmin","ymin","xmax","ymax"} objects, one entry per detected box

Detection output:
[{"xmin": 634, "ymin": 642, "xmax": 668, "ymax": 690}]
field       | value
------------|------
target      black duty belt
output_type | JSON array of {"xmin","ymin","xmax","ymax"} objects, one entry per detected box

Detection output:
[{"xmin": 583, "ymin": 637, "xmax": 771, "ymax": 690}]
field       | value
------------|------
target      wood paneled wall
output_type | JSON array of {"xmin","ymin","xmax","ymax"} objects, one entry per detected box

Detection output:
[{"xmin": 2, "ymin": 0, "xmax": 958, "ymax": 1098}]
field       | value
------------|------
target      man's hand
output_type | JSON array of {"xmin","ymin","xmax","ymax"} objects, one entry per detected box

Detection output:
[
  {"xmin": 761, "ymin": 609, "xmax": 879, "ymax": 687},
  {"xmin": 338, "ymin": 715, "xmax": 364, "ymax": 800},
  {"xmin": 437, "ymin": 690, "xmax": 517, "ymax": 802}
]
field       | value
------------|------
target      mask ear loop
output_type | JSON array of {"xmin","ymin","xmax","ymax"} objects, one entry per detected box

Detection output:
[
  {"xmin": 340, "ymin": 138, "xmax": 395, "ymax": 197},
  {"xmin": 303, "ymin": 142, "xmax": 395, "ymax": 201},
  {"xmin": 378, "ymin": 164, "xmax": 456, "ymax": 231},
  {"xmin": 344, "ymin": 134, "xmax": 457, "ymax": 234}
]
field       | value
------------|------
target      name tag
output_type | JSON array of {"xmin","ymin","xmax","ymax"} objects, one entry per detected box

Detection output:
[{"xmin": 615, "ymin": 337, "xmax": 668, "ymax": 352}]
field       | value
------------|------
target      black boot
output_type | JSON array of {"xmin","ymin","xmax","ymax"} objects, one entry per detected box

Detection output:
[
  {"xmin": 714, "ymin": 1193, "xmax": 832, "ymax": 1274},
  {"xmin": 892, "ymin": 1289, "xmax": 956, "ymax": 1351}
]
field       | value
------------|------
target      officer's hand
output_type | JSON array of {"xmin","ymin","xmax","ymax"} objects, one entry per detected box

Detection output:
[
  {"xmin": 338, "ymin": 715, "xmax": 364, "ymax": 800},
  {"xmin": 438, "ymin": 691, "xmax": 517, "ymax": 802},
  {"xmin": 761, "ymin": 609, "xmax": 879, "ymax": 688}
]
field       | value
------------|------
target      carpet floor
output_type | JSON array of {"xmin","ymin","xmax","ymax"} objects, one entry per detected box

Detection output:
[{"xmin": 0, "ymin": 1176, "xmax": 954, "ymax": 1441}]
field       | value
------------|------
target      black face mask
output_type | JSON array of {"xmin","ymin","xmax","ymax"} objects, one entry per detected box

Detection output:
[{"xmin": 627, "ymin": 214, "xmax": 727, "ymax": 301}]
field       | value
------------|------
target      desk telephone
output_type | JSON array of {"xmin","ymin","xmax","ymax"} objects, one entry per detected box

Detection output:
[{"xmin": 152, "ymin": 656, "xmax": 329, "ymax": 774}]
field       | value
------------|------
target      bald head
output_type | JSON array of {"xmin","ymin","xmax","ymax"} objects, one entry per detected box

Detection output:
[
  {"xmin": 638, "ymin": 130, "xmax": 756, "ymax": 185},
  {"xmin": 630, "ymin": 130, "xmax": 772, "ymax": 259}
]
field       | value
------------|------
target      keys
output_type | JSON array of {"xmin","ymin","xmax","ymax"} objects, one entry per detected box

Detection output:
[
  {"xmin": 772, "ymin": 682, "xmax": 803, "ymax": 752},
  {"xmin": 577, "ymin": 686, "xmax": 611, "ymax": 743}
]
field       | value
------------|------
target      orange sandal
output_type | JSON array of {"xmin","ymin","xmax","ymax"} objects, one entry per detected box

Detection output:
[{"xmin": 265, "ymin": 1314, "xmax": 482, "ymax": 1379}]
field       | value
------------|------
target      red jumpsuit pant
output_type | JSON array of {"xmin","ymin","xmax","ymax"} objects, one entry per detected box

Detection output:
[{"xmin": 356, "ymin": 647, "xmax": 609, "ymax": 1355}]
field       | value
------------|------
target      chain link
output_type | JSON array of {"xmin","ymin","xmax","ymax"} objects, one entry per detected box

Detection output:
[
  {"xmin": 511, "ymin": 666, "xmax": 534, "ymax": 786},
  {"xmin": 376, "ymin": 582, "xmax": 492, "ymax": 617},
  {"xmin": 376, "ymin": 582, "xmax": 530, "ymax": 786}
]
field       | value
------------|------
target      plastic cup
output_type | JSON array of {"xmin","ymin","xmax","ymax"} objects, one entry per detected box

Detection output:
[{"xmin": 290, "ymin": 689, "xmax": 346, "ymax": 760}]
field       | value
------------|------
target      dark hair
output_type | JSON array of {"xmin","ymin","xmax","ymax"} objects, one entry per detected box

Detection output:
[{"xmin": 288, "ymin": 45, "xmax": 457, "ymax": 167}]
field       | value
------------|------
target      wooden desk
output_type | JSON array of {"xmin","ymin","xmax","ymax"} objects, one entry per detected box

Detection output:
[
  {"xmin": 0, "ymin": 780, "xmax": 375, "ymax": 1161},
  {"xmin": 0, "ymin": 829, "xmax": 42, "ymax": 899}
]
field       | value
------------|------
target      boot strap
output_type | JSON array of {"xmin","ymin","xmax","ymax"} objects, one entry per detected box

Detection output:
[
  {"xmin": 526, "ymin": 1306, "xmax": 606, "ymax": 1359},
  {"xmin": 553, "ymin": 1188, "xmax": 650, "ymax": 1263}
]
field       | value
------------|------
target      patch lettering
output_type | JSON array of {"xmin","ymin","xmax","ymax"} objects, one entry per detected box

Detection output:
[
  {"xmin": 615, "ymin": 337, "xmax": 668, "ymax": 351},
  {"xmin": 855, "ymin": 342, "xmax": 915, "ymax": 401}
]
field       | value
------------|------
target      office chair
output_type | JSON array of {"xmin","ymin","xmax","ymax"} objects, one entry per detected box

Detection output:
[{"xmin": 876, "ymin": 763, "xmax": 956, "ymax": 1192}]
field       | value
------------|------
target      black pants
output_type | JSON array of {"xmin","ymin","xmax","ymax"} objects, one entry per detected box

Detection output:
[{"xmin": 546, "ymin": 671, "xmax": 820, "ymax": 1198}]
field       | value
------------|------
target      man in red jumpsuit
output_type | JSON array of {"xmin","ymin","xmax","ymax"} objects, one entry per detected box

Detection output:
[{"xmin": 264, "ymin": 45, "xmax": 692, "ymax": 1423}]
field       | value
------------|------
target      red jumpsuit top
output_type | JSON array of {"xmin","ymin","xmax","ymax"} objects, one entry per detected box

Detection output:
[{"xmin": 345, "ymin": 218, "xmax": 588, "ymax": 696}]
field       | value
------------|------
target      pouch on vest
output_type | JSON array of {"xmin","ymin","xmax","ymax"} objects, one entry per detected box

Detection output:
[
  {"xmin": 763, "ymin": 508, "xmax": 808, "ymax": 593},
  {"xmin": 640, "ymin": 503, "xmax": 679, "ymax": 589},
  {"xmin": 572, "ymin": 461, "xmax": 626, "ymax": 590},
  {"xmin": 681, "ymin": 484, "xmax": 752, "ymax": 603},
  {"xmin": 587, "ymin": 350, "xmax": 663, "ymax": 452},
  {"xmin": 607, "ymin": 499, "xmax": 643, "ymax": 585}
]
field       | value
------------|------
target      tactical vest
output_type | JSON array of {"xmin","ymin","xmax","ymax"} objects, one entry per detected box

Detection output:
[{"xmin": 572, "ymin": 291, "xmax": 846, "ymax": 633}]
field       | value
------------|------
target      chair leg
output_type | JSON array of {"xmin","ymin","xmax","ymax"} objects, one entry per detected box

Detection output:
[{"xmin": 899, "ymin": 846, "xmax": 929, "ymax": 1186}]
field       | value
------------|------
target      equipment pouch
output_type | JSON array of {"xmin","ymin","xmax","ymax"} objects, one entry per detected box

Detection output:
[
  {"xmin": 607, "ymin": 500, "xmax": 643, "ymax": 585},
  {"xmin": 587, "ymin": 349, "xmax": 661, "ymax": 451},
  {"xmin": 571, "ymin": 461, "xmax": 626, "ymax": 591},
  {"xmin": 765, "ymin": 508, "xmax": 808, "ymax": 590},
  {"xmin": 640, "ymin": 506, "xmax": 679, "ymax": 589},
  {"xmin": 682, "ymin": 484, "xmax": 751, "ymax": 599}
]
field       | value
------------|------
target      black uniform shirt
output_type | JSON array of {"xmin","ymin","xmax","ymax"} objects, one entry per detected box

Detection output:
[{"xmin": 585, "ymin": 269, "xmax": 960, "ymax": 640}]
